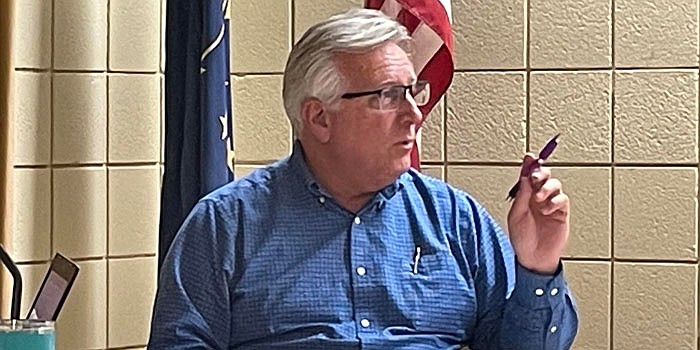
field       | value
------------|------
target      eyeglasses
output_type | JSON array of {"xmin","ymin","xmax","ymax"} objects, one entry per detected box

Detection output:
[{"xmin": 340, "ymin": 80, "xmax": 430, "ymax": 110}]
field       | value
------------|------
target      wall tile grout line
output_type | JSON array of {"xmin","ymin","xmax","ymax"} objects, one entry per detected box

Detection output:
[
  {"xmin": 696, "ymin": 1, "xmax": 700, "ymax": 345},
  {"xmin": 354, "ymin": 161, "xmax": 699, "ymax": 168},
  {"xmin": 174, "ymin": 160, "xmax": 700, "ymax": 168},
  {"xmin": 454, "ymin": 66, "xmax": 700, "ymax": 73},
  {"xmin": 28, "ymin": 69, "xmax": 161, "ymax": 75},
  {"xmin": 13, "ymin": 67, "xmax": 52, "ymax": 73},
  {"xmin": 13, "ymin": 162, "xmax": 162, "ymax": 170},
  {"xmin": 14, "ymin": 253, "xmax": 157, "ymax": 267},
  {"xmin": 49, "ymin": 0, "xmax": 55, "ymax": 277},
  {"xmin": 442, "ymin": 93, "xmax": 448, "ymax": 180},
  {"xmin": 609, "ymin": 0, "xmax": 616, "ymax": 348},
  {"xmin": 159, "ymin": 0, "xmax": 164, "ymax": 175},
  {"xmin": 290, "ymin": 0, "xmax": 295, "ymax": 53},
  {"xmin": 696, "ymin": 0, "xmax": 700, "ymax": 344},
  {"xmin": 562, "ymin": 257, "xmax": 698, "ymax": 265},
  {"xmin": 105, "ymin": 0, "xmax": 112, "ymax": 347},
  {"xmin": 288, "ymin": 0, "xmax": 296, "ymax": 152},
  {"xmin": 524, "ymin": 0, "xmax": 531, "ymax": 155}
]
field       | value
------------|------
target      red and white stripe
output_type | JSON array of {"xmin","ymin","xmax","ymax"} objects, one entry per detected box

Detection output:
[{"xmin": 365, "ymin": 0, "xmax": 454, "ymax": 170}]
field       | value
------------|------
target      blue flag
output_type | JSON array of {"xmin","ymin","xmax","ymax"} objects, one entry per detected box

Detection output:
[{"xmin": 159, "ymin": 0, "xmax": 234, "ymax": 269}]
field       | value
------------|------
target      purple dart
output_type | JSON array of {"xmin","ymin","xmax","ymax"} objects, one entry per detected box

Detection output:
[{"xmin": 506, "ymin": 133, "xmax": 560, "ymax": 200}]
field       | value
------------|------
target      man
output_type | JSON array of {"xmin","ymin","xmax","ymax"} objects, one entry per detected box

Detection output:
[{"xmin": 149, "ymin": 9, "xmax": 578, "ymax": 350}]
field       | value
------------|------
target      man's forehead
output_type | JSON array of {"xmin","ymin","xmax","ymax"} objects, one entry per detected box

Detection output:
[{"xmin": 333, "ymin": 44, "xmax": 416, "ymax": 85}]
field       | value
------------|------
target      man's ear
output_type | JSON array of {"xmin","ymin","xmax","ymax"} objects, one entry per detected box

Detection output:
[{"xmin": 300, "ymin": 98, "xmax": 331, "ymax": 143}]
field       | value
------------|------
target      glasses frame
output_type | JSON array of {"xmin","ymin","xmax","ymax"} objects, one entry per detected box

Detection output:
[{"xmin": 340, "ymin": 80, "xmax": 430, "ymax": 110}]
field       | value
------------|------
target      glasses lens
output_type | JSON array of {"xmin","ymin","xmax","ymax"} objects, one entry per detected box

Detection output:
[
  {"xmin": 378, "ymin": 86, "xmax": 403, "ymax": 110},
  {"xmin": 375, "ymin": 82, "xmax": 431, "ymax": 110},
  {"xmin": 413, "ymin": 81, "xmax": 430, "ymax": 106}
]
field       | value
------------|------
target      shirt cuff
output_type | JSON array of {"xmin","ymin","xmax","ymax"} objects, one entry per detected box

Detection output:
[{"xmin": 509, "ymin": 260, "xmax": 567, "ymax": 309}]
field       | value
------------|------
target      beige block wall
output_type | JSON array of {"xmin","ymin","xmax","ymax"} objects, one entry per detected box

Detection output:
[
  {"xmin": 7, "ymin": 0, "xmax": 700, "ymax": 349},
  {"xmin": 8, "ymin": 0, "xmax": 159, "ymax": 349}
]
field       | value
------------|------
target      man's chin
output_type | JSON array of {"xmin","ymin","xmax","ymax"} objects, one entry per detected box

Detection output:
[{"xmin": 392, "ymin": 158, "xmax": 413, "ymax": 174}]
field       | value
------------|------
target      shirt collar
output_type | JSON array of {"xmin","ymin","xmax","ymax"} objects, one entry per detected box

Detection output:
[{"xmin": 288, "ymin": 140, "xmax": 408, "ymax": 201}]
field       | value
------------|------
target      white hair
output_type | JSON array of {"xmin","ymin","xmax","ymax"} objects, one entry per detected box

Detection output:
[{"xmin": 282, "ymin": 8, "xmax": 412, "ymax": 137}]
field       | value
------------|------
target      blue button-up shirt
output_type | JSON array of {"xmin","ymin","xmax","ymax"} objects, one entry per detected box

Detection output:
[{"xmin": 149, "ymin": 143, "xmax": 578, "ymax": 349}]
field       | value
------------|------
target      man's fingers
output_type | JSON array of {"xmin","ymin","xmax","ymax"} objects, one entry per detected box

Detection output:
[
  {"xmin": 530, "ymin": 165, "xmax": 551, "ymax": 192},
  {"xmin": 540, "ymin": 192, "xmax": 569, "ymax": 217},
  {"xmin": 534, "ymin": 177, "xmax": 561, "ymax": 203}
]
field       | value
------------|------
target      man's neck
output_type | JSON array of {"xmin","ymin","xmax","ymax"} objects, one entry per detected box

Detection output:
[{"xmin": 299, "ymin": 141, "xmax": 379, "ymax": 214}]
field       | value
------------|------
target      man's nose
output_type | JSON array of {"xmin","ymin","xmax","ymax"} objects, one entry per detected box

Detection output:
[{"xmin": 398, "ymin": 92, "xmax": 423, "ymax": 124}]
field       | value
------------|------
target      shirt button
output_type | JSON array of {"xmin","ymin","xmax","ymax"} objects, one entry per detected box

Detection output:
[
  {"xmin": 550, "ymin": 326, "xmax": 557, "ymax": 333},
  {"xmin": 354, "ymin": 217, "xmax": 361, "ymax": 225},
  {"xmin": 318, "ymin": 196, "xmax": 326, "ymax": 204},
  {"xmin": 360, "ymin": 319, "xmax": 370, "ymax": 328},
  {"xmin": 356, "ymin": 266, "xmax": 366, "ymax": 276},
  {"xmin": 535, "ymin": 288, "xmax": 544, "ymax": 296},
  {"xmin": 550, "ymin": 288, "xmax": 559, "ymax": 296}
]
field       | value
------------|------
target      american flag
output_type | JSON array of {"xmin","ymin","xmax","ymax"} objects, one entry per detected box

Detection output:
[{"xmin": 365, "ymin": 0, "xmax": 454, "ymax": 170}]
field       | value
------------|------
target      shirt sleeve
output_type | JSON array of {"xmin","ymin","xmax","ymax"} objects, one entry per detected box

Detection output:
[
  {"xmin": 462, "ymin": 197, "xmax": 579, "ymax": 350},
  {"xmin": 148, "ymin": 199, "xmax": 235, "ymax": 350},
  {"xmin": 498, "ymin": 262, "xmax": 579, "ymax": 349}
]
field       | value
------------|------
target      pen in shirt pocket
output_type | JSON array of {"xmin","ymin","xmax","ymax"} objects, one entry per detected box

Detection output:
[{"xmin": 412, "ymin": 246, "xmax": 421, "ymax": 274}]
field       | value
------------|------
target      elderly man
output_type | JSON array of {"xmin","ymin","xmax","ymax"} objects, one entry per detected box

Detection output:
[{"xmin": 149, "ymin": 9, "xmax": 578, "ymax": 350}]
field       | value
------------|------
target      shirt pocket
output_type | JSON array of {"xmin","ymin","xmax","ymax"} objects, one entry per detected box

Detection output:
[
  {"xmin": 412, "ymin": 251, "xmax": 447, "ymax": 277},
  {"xmin": 401, "ymin": 251, "xmax": 476, "ymax": 334}
]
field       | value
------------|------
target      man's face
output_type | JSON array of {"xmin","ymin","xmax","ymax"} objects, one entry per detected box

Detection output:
[{"xmin": 325, "ymin": 42, "xmax": 422, "ymax": 187}]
